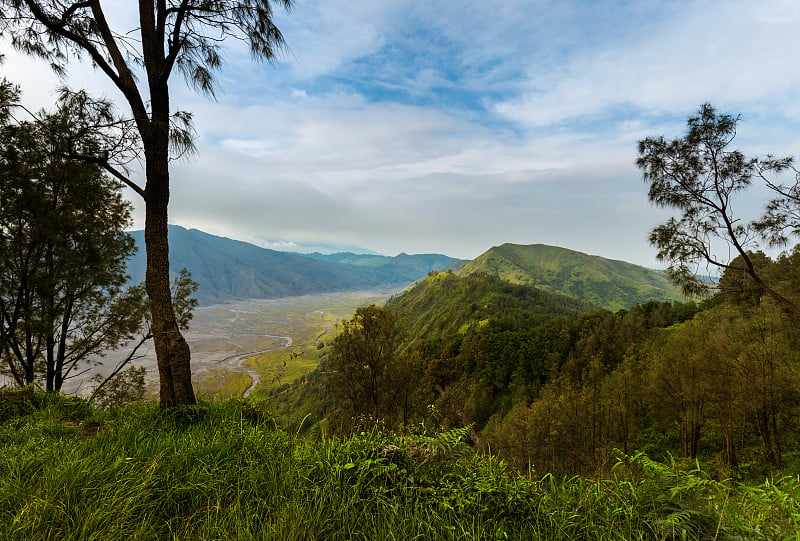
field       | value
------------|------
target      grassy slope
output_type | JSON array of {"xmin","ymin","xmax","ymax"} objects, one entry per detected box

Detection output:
[
  {"xmin": 458, "ymin": 243, "xmax": 684, "ymax": 311},
  {"xmin": 1, "ymin": 391, "xmax": 798, "ymax": 541},
  {"xmin": 386, "ymin": 271, "xmax": 596, "ymax": 342}
]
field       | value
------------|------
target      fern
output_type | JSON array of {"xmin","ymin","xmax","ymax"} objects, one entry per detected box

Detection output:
[{"xmin": 404, "ymin": 424, "xmax": 473, "ymax": 467}]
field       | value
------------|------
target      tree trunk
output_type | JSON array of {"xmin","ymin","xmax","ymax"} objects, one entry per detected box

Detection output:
[
  {"xmin": 142, "ymin": 98, "xmax": 196, "ymax": 408},
  {"xmin": 144, "ymin": 191, "xmax": 195, "ymax": 407},
  {"xmin": 45, "ymin": 336, "xmax": 55, "ymax": 392},
  {"xmin": 722, "ymin": 423, "xmax": 737, "ymax": 467}
]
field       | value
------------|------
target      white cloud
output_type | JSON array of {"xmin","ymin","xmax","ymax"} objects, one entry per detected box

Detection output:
[
  {"xmin": 5, "ymin": 0, "xmax": 800, "ymax": 268},
  {"xmin": 493, "ymin": 0, "xmax": 800, "ymax": 126},
  {"xmin": 272, "ymin": 0, "xmax": 402, "ymax": 79}
]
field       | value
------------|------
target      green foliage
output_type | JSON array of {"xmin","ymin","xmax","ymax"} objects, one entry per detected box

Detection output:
[
  {"xmin": 638, "ymin": 103, "xmax": 800, "ymax": 316},
  {"xmin": 2, "ymin": 394, "xmax": 800, "ymax": 540},
  {"xmin": 404, "ymin": 424, "xmax": 473, "ymax": 466},
  {"xmin": 90, "ymin": 366, "xmax": 146, "ymax": 411},
  {"xmin": 393, "ymin": 273, "xmax": 695, "ymax": 431},
  {"xmin": 480, "ymin": 247, "xmax": 800, "ymax": 477},
  {"xmin": 0, "ymin": 90, "xmax": 146, "ymax": 392},
  {"xmin": 387, "ymin": 271, "xmax": 594, "ymax": 342},
  {"xmin": 326, "ymin": 305, "xmax": 428, "ymax": 429},
  {"xmin": 0, "ymin": 386, "xmax": 45, "ymax": 423},
  {"xmin": 303, "ymin": 245, "xmax": 800, "ymax": 483}
]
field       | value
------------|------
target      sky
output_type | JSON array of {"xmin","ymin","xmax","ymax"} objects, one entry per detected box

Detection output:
[{"xmin": 2, "ymin": 0, "xmax": 800, "ymax": 267}]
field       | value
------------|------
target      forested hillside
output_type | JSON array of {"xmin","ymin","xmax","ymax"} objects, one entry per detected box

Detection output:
[
  {"xmin": 386, "ymin": 271, "xmax": 595, "ymax": 342},
  {"xmin": 458, "ymin": 243, "xmax": 683, "ymax": 310},
  {"xmin": 271, "ymin": 247, "xmax": 800, "ymax": 480}
]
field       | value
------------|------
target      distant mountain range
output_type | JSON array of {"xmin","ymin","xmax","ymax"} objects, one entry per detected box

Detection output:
[
  {"xmin": 126, "ymin": 226, "xmax": 463, "ymax": 305},
  {"xmin": 126, "ymin": 228, "xmax": 684, "ymax": 309},
  {"xmin": 457, "ymin": 243, "xmax": 684, "ymax": 311}
]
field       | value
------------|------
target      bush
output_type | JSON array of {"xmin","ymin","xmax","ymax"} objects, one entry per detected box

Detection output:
[{"xmin": 0, "ymin": 385, "xmax": 44, "ymax": 422}]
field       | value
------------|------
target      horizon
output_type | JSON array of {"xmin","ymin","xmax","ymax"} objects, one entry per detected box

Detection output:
[
  {"xmin": 133, "ymin": 223, "xmax": 693, "ymax": 273},
  {"xmin": 3, "ymin": 0, "xmax": 800, "ymax": 266}
]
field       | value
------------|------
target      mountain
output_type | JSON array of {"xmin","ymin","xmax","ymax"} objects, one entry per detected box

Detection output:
[
  {"xmin": 386, "ymin": 271, "xmax": 596, "ymax": 342},
  {"xmin": 126, "ymin": 226, "xmax": 460, "ymax": 304},
  {"xmin": 303, "ymin": 252, "xmax": 467, "ymax": 283},
  {"xmin": 456, "ymin": 243, "xmax": 683, "ymax": 311}
]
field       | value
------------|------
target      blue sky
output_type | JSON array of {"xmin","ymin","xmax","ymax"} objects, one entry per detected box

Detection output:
[{"xmin": 3, "ymin": 0, "xmax": 800, "ymax": 266}]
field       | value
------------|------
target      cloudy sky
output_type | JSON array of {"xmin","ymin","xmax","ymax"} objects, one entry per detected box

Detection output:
[{"xmin": 2, "ymin": 0, "xmax": 800, "ymax": 266}]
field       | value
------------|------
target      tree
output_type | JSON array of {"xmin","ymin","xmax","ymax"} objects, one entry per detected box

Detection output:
[
  {"xmin": 647, "ymin": 320, "xmax": 717, "ymax": 458},
  {"xmin": 717, "ymin": 280, "xmax": 800, "ymax": 469},
  {"xmin": 0, "ymin": 94, "xmax": 142, "ymax": 391},
  {"xmin": 89, "ymin": 268, "xmax": 198, "ymax": 402},
  {"xmin": 637, "ymin": 104, "xmax": 800, "ymax": 316},
  {"xmin": 327, "ymin": 305, "xmax": 408, "ymax": 427},
  {"xmin": 0, "ymin": 1, "xmax": 292, "ymax": 407},
  {"xmin": 729, "ymin": 303, "xmax": 800, "ymax": 469}
]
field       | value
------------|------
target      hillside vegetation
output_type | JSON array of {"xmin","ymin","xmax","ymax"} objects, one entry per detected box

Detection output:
[
  {"xmin": 458, "ymin": 243, "xmax": 683, "ymax": 310},
  {"xmin": 273, "ymin": 250, "xmax": 800, "ymax": 482},
  {"xmin": 386, "ymin": 271, "xmax": 595, "ymax": 342}
]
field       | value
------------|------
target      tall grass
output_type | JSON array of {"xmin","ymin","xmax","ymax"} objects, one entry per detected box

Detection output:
[{"xmin": 1, "ymin": 390, "xmax": 798, "ymax": 540}]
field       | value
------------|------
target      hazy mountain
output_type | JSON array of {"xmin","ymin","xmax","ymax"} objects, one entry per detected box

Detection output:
[
  {"xmin": 126, "ymin": 226, "xmax": 460, "ymax": 304},
  {"xmin": 457, "ymin": 243, "xmax": 684, "ymax": 311},
  {"xmin": 303, "ymin": 252, "xmax": 467, "ymax": 282}
]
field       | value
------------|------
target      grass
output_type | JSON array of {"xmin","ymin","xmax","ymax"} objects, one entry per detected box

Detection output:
[
  {"xmin": 194, "ymin": 368, "xmax": 252, "ymax": 399},
  {"xmin": 246, "ymin": 310, "xmax": 338, "ymax": 390},
  {"xmin": 1, "ymin": 389, "xmax": 799, "ymax": 540}
]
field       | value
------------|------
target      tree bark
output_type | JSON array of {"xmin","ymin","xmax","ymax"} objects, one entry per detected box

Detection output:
[
  {"xmin": 144, "ymin": 174, "xmax": 196, "ymax": 408},
  {"xmin": 142, "ymin": 84, "xmax": 196, "ymax": 408},
  {"xmin": 137, "ymin": 4, "xmax": 196, "ymax": 407}
]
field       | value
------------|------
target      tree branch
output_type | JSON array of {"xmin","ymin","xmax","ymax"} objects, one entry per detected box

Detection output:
[{"xmin": 88, "ymin": 0, "xmax": 150, "ymax": 127}]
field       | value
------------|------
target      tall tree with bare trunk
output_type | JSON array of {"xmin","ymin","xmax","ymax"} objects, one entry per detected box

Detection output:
[{"xmin": 0, "ymin": 1, "xmax": 292, "ymax": 407}]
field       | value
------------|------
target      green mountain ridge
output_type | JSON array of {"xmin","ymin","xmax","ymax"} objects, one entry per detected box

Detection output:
[
  {"xmin": 126, "ymin": 229, "xmax": 681, "ymax": 309},
  {"xmin": 457, "ymin": 243, "xmax": 684, "ymax": 310},
  {"xmin": 386, "ymin": 271, "xmax": 596, "ymax": 343}
]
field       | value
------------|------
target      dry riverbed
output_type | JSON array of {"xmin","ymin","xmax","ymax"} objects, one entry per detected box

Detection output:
[{"xmin": 67, "ymin": 290, "xmax": 396, "ymax": 399}]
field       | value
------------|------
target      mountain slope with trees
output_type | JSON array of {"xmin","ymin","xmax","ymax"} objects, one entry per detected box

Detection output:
[
  {"xmin": 386, "ymin": 271, "xmax": 596, "ymax": 342},
  {"xmin": 457, "ymin": 243, "xmax": 684, "ymax": 310},
  {"xmin": 288, "ymin": 104, "xmax": 800, "ymax": 480}
]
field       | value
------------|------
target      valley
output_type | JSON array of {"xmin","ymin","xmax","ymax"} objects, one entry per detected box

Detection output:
[
  {"xmin": 82, "ymin": 237, "xmax": 689, "ymax": 401},
  {"xmin": 133, "ymin": 290, "xmax": 397, "ymax": 399}
]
